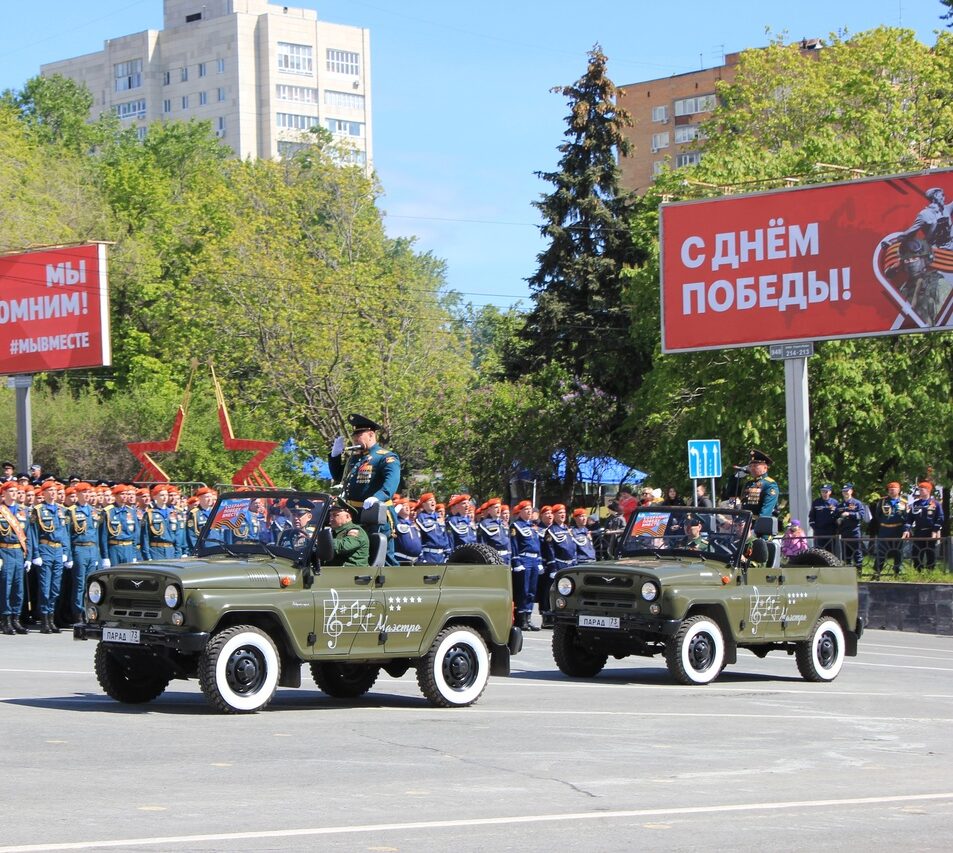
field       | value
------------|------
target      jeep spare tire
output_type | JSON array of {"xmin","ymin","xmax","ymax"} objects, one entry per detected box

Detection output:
[
  {"xmin": 789, "ymin": 547, "xmax": 842, "ymax": 567},
  {"xmin": 447, "ymin": 543, "xmax": 505, "ymax": 565}
]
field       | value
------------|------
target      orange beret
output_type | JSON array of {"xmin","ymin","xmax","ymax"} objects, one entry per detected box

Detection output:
[
  {"xmin": 513, "ymin": 500, "xmax": 532, "ymax": 514},
  {"xmin": 418, "ymin": 492, "xmax": 435, "ymax": 504},
  {"xmin": 572, "ymin": 507, "xmax": 588, "ymax": 518},
  {"xmin": 194, "ymin": 486, "xmax": 216, "ymax": 498},
  {"xmin": 1, "ymin": 481, "xmax": 19, "ymax": 492},
  {"xmin": 447, "ymin": 494, "xmax": 470, "ymax": 509},
  {"xmin": 436, "ymin": 503, "xmax": 445, "ymax": 510},
  {"xmin": 136, "ymin": 488, "xmax": 150, "ymax": 496},
  {"xmin": 551, "ymin": 504, "xmax": 566, "ymax": 513},
  {"xmin": 111, "ymin": 484, "xmax": 128, "ymax": 495},
  {"xmin": 886, "ymin": 481, "xmax": 901, "ymax": 489},
  {"xmin": 188, "ymin": 496, "xmax": 199, "ymax": 505},
  {"xmin": 500, "ymin": 504, "xmax": 509, "ymax": 512},
  {"xmin": 484, "ymin": 498, "xmax": 501, "ymax": 508},
  {"xmin": 918, "ymin": 480, "xmax": 934, "ymax": 489},
  {"xmin": 150, "ymin": 483, "xmax": 170, "ymax": 496},
  {"xmin": 64, "ymin": 486, "xmax": 76, "ymax": 495},
  {"xmin": 540, "ymin": 505, "xmax": 552, "ymax": 513},
  {"xmin": 74, "ymin": 482, "xmax": 93, "ymax": 491}
]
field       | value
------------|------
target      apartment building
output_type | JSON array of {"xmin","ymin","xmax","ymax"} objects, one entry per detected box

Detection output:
[{"xmin": 41, "ymin": 0, "xmax": 372, "ymax": 166}]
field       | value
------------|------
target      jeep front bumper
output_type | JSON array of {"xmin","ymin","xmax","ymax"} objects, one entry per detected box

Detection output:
[
  {"xmin": 74, "ymin": 623, "xmax": 210, "ymax": 653},
  {"xmin": 553, "ymin": 611, "xmax": 682, "ymax": 637}
]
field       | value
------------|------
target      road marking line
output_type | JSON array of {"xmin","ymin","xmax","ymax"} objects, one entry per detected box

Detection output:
[{"xmin": 2, "ymin": 792, "xmax": 951, "ymax": 851}]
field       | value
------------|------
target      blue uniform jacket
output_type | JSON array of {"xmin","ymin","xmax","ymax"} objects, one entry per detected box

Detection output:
[
  {"xmin": 394, "ymin": 518, "xmax": 422, "ymax": 562},
  {"xmin": 446, "ymin": 515, "xmax": 476, "ymax": 551},
  {"xmin": 415, "ymin": 511, "xmax": 449, "ymax": 562},
  {"xmin": 835, "ymin": 498, "xmax": 865, "ymax": 534},
  {"xmin": 909, "ymin": 497, "xmax": 944, "ymax": 534},
  {"xmin": 570, "ymin": 525, "xmax": 596, "ymax": 562},
  {"xmin": 543, "ymin": 523, "xmax": 577, "ymax": 577},
  {"xmin": 509, "ymin": 519, "xmax": 541, "ymax": 571},
  {"xmin": 477, "ymin": 518, "xmax": 510, "ymax": 563},
  {"xmin": 808, "ymin": 497, "xmax": 839, "ymax": 534},
  {"xmin": 99, "ymin": 505, "xmax": 140, "ymax": 558},
  {"xmin": 741, "ymin": 475, "xmax": 779, "ymax": 517},
  {"xmin": 329, "ymin": 443, "xmax": 400, "ymax": 508}
]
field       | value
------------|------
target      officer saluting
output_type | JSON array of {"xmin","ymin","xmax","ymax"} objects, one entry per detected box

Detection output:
[
  {"xmin": 328, "ymin": 414, "xmax": 400, "ymax": 565},
  {"xmin": 740, "ymin": 449, "xmax": 779, "ymax": 518}
]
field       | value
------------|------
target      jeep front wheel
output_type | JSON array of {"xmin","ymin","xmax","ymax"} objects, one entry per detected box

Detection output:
[
  {"xmin": 310, "ymin": 662, "xmax": 379, "ymax": 698},
  {"xmin": 199, "ymin": 625, "xmax": 281, "ymax": 713},
  {"xmin": 552, "ymin": 625, "xmax": 608, "ymax": 677},
  {"xmin": 417, "ymin": 626, "xmax": 489, "ymax": 707},
  {"xmin": 94, "ymin": 643, "xmax": 171, "ymax": 704},
  {"xmin": 796, "ymin": 616, "xmax": 846, "ymax": 682},
  {"xmin": 665, "ymin": 615, "xmax": 725, "ymax": 685}
]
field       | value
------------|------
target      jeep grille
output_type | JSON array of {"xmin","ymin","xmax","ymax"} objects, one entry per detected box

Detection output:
[
  {"xmin": 579, "ymin": 593, "xmax": 635, "ymax": 609},
  {"xmin": 584, "ymin": 574, "xmax": 633, "ymax": 588},
  {"xmin": 114, "ymin": 577, "xmax": 160, "ymax": 593}
]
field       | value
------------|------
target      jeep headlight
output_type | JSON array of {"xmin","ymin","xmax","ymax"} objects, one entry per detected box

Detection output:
[
  {"xmin": 163, "ymin": 584, "xmax": 181, "ymax": 609},
  {"xmin": 641, "ymin": 581, "xmax": 659, "ymax": 601},
  {"xmin": 556, "ymin": 577, "xmax": 574, "ymax": 596},
  {"xmin": 88, "ymin": 580, "xmax": 104, "ymax": 605}
]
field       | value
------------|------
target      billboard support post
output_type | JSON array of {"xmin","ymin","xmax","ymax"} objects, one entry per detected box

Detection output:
[
  {"xmin": 13, "ymin": 374, "xmax": 33, "ymax": 473},
  {"xmin": 784, "ymin": 357, "xmax": 812, "ymax": 537}
]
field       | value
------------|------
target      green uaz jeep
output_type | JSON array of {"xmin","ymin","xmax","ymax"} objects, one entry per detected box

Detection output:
[
  {"xmin": 75, "ymin": 491, "xmax": 520, "ymax": 713},
  {"xmin": 550, "ymin": 505, "xmax": 862, "ymax": 685}
]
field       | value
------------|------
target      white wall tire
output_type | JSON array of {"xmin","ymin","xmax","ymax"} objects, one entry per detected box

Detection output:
[
  {"xmin": 665, "ymin": 615, "xmax": 725, "ymax": 685},
  {"xmin": 417, "ymin": 626, "xmax": 490, "ymax": 707},
  {"xmin": 199, "ymin": 625, "xmax": 281, "ymax": 713},
  {"xmin": 796, "ymin": 616, "xmax": 846, "ymax": 682}
]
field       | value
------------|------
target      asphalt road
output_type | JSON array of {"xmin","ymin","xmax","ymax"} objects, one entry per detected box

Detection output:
[{"xmin": 1, "ymin": 625, "xmax": 952, "ymax": 852}]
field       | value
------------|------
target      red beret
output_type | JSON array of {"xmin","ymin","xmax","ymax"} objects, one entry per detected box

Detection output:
[
  {"xmin": 513, "ymin": 500, "xmax": 532, "ymax": 514},
  {"xmin": 572, "ymin": 508, "xmax": 588, "ymax": 518},
  {"xmin": 194, "ymin": 486, "xmax": 216, "ymax": 498},
  {"xmin": 150, "ymin": 483, "xmax": 170, "ymax": 496},
  {"xmin": 551, "ymin": 504, "xmax": 566, "ymax": 513},
  {"xmin": 418, "ymin": 492, "xmax": 435, "ymax": 504},
  {"xmin": 447, "ymin": 494, "xmax": 470, "ymax": 509},
  {"xmin": 1, "ymin": 481, "xmax": 19, "ymax": 492}
]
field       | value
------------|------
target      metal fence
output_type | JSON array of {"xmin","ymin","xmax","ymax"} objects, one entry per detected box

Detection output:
[{"xmin": 786, "ymin": 534, "xmax": 952, "ymax": 573}]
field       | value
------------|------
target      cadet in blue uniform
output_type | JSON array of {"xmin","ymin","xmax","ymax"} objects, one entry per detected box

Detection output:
[
  {"xmin": 446, "ymin": 494, "xmax": 476, "ymax": 552},
  {"xmin": 328, "ymin": 414, "xmax": 401, "ymax": 565},
  {"xmin": 540, "ymin": 504, "xmax": 576, "ymax": 628},
  {"xmin": 477, "ymin": 498, "xmax": 511, "ymax": 564},
  {"xmin": 909, "ymin": 480, "xmax": 944, "ymax": 571},
  {"xmin": 393, "ymin": 499, "xmax": 422, "ymax": 564},
  {"xmin": 64, "ymin": 482, "xmax": 100, "ymax": 623},
  {"xmin": 414, "ymin": 493, "xmax": 449, "ymax": 564},
  {"xmin": 569, "ymin": 508, "xmax": 597, "ymax": 562},
  {"xmin": 99, "ymin": 485, "xmax": 141, "ymax": 567},
  {"xmin": 871, "ymin": 481, "xmax": 910, "ymax": 578},
  {"xmin": 740, "ymin": 449, "xmax": 780, "ymax": 519},
  {"xmin": 0, "ymin": 481, "xmax": 31, "ymax": 634},
  {"xmin": 510, "ymin": 500, "xmax": 541, "ymax": 631},
  {"xmin": 808, "ymin": 484, "xmax": 839, "ymax": 552},
  {"xmin": 185, "ymin": 487, "xmax": 222, "ymax": 554},
  {"xmin": 141, "ymin": 484, "xmax": 179, "ymax": 561},
  {"xmin": 835, "ymin": 483, "xmax": 866, "ymax": 573},
  {"xmin": 28, "ymin": 480, "xmax": 70, "ymax": 633}
]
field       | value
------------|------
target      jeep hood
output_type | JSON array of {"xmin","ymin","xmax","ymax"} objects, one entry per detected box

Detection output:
[
  {"xmin": 103, "ymin": 558, "xmax": 285, "ymax": 589},
  {"xmin": 575, "ymin": 558, "xmax": 731, "ymax": 586}
]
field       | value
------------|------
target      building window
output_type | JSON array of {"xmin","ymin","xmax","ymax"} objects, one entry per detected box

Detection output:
[
  {"xmin": 181, "ymin": 95, "xmax": 189, "ymax": 110},
  {"xmin": 185, "ymin": 12, "xmax": 202, "ymax": 23},
  {"xmin": 217, "ymin": 87, "xmax": 226, "ymax": 102},
  {"xmin": 216, "ymin": 116, "xmax": 226, "ymax": 138},
  {"xmin": 198, "ymin": 62, "xmax": 207, "ymax": 78},
  {"xmin": 181, "ymin": 66, "xmax": 189, "ymax": 82},
  {"xmin": 675, "ymin": 124, "xmax": 701, "ymax": 144},
  {"xmin": 651, "ymin": 105, "xmax": 668, "ymax": 123},
  {"xmin": 324, "ymin": 89, "xmax": 364, "ymax": 110},
  {"xmin": 326, "ymin": 118, "xmax": 363, "ymax": 137},
  {"xmin": 652, "ymin": 161, "xmax": 665, "ymax": 176},
  {"xmin": 674, "ymin": 94, "xmax": 716, "ymax": 117},
  {"xmin": 676, "ymin": 152, "xmax": 702, "ymax": 167},
  {"xmin": 199, "ymin": 91, "xmax": 207, "ymax": 106},
  {"xmin": 276, "ymin": 112, "xmax": 319, "ymax": 130},
  {"xmin": 115, "ymin": 98, "xmax": 146, "ymax": 119},
  {"xmin": 162, "ymin": 98, "xmax": 172, "ymax": 114},
  {"xmin": 651, "ymin": 132, "xmax": 669, "ymax": 151},
  {"xmin": 114, "ymin": 59, "xmax": 143, "ymax": 92},
  {"xmin": 326, "ymin": 48, "xmax": 360, "ymax": 75},
  {"xmin": 162, "ymin": 70, "xmax": 171, "ymax": 86},
  {"xmin": 217, "ymin": 58, "xmax": 225, "ymax": 73},
  {"xmin": 277, "ymin": 42, "xmax": 314, "ymax": 74},
  {"xmin": 276, "ymin": 84, "xmax": 318, "ymax": 103}
]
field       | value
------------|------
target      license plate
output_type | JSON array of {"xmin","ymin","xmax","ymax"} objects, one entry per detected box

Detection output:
[
  {"xmin": 103, "ymin": 627, "xmax": 140, "ymax": 644},
  {"xmin": 578, "ymin": 615, "xmax": 619, "ymax": 629}
]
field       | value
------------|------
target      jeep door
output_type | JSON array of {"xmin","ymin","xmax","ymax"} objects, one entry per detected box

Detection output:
[
  {"xmin": 375, "ymin": 564, "xmax": 446, "ymax": 656},
  {"xmin": 777, "ymin": 563, "xmax": 818, "ymax": 640},
  {"xmin": 744, "ymin": 560, "xmax": 787, "ymax": 642},
  {"xmin": 312, "ymin": 565, "xmax": 383, "ymax": 655}
]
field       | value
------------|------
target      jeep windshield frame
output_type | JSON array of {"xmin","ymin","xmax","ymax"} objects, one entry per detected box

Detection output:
[
  {"xmin": 618, "ymin": 505, "xmax": 753, "ymax": 567},
  {"xmin": 195, "ymin": 490, "xmax": 330, "ymax": 562}
]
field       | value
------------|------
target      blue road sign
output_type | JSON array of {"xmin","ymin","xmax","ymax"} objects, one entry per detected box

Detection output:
[{"xmin": 687, "ymin": 439, "xmax": 722, "ymax": 479}]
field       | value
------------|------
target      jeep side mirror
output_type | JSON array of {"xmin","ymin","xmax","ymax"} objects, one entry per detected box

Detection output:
[
  {"xmin": 317, "ymin": 527, "xmax": 335, "ymax": 565},
  {"xmin": 749, "ymin": 538, "xmax": 769, "ymax": 565}
]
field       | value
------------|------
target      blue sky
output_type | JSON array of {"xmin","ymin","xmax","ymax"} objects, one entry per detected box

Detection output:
[{"xmin": 0, "ymin": 1, "xmax": 947, "ymax": 309}]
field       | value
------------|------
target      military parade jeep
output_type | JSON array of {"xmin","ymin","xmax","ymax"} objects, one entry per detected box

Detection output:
[
  {"xmin": 74, "ymin": 491, "xmax": 521, "ymax": 713},
  {"xmin": 550, "ymin": 505, "xmax": 863, "ymax": 685}
]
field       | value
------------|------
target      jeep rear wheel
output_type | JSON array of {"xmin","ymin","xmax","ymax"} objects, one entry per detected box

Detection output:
[
  {"xmin": 552, "ymin": 625, "xmax": 608, "ymax": 677},
  {"xmin": 94, "ymin": 643, "xmax": 171, "ymax": 704},
  {"xmin": 796, "ymin": 616, "xmax": 846, "ymax": 682},
  {"xmin": 665, "ymin": 615, "xmax": 725, "ymax": 685},
  {"xmin": 199, "ymin": 625, "xmax": 281, "ymax": 714},
  {"xmin": 417, "ymin": 626, "xmax": 489, "ymax": 707},
  {"xmin": 310, "ymin": 662, "xmax": 379, "ymax": 698}
]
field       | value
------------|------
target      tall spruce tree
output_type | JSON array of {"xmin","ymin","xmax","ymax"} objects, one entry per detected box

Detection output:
[{"xmin": 517, "ymin": 46, "xmax": 648, "ymax": 434}]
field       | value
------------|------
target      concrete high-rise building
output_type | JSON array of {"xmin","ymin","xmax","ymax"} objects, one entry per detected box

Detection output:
[
  {"xmin": 41, "ymin": 0, "xmax": 372, "ymax": 167},
  {"xmin": 617, "ymin": 40, "xmax": 820, "ymax": 193}
]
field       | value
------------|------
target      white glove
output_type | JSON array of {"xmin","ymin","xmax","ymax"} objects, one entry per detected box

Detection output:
[
  {"xmin": 32, "ymin": 557, "xmax": 42, "ymax": 566},
  {"xmin": 331, "ymin": 436, "xmax": 345, "ymax": 457},
  {"xmin": 23, "ymin": 562, "xmax": 29, "ymax": 572},
  {"xmin": 512, "ymin": 565, "xmax": 524, "ymax": 572},
  {"xmin": 66, "ymin": 561, "xmax": 74, "ymax": 569},
  {"xmin": 60, "ymin": 553, "xmax": 67, "ymax": 563},
  {"xmin": 132, "ymin": 558, "xmax": 138, "ymax": 563},
  {"xmin": 362, "ymin": 496, "xmax": 379, "ymax": 510},
  {"xmin": 101, "ymin": 558, "xmax": 111, "ymax": 568}
]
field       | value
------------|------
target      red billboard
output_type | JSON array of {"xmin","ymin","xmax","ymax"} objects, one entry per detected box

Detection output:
[
  {"xmin": 0, "ymin": 243, "xmax": 111, "ymax": 374},
  {"xmin": 660, "ymin": 169, "xmax": 953, "ymax": 352}
]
